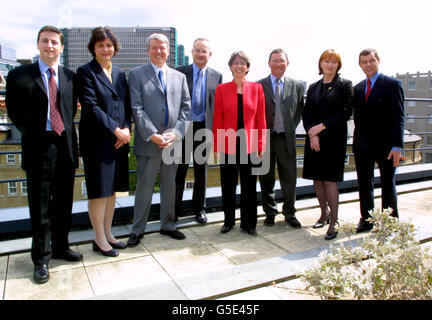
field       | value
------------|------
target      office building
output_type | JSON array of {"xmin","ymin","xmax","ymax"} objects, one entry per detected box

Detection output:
[
  {"xmin": 61, "ymin": 27, "xmax": 189, "ymax": 73},
  {"xmin": 396, "ymin": 71, "xmax": 432, "ymax": 163},
  {"xmin": 0, "ymin": 44, "xmax": 20, "ymax": 79}
]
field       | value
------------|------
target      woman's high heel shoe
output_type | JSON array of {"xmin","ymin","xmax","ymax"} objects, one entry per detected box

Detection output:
[
  {"xmin": 313, "ymin": 216, "xmax": 330, "ymax": 229},
  {"xmin": 92, "ymin": 241, "xmax": 119, "ymax": 257}
]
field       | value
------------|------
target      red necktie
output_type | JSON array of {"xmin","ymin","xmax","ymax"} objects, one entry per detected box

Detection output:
[
  {"xmin": 365, "ymin": 79, "xmax": 372, "ymax": 101},
  {"xmin": 48, "ymin": 68, "xmax": 64, "ymax": 135}
]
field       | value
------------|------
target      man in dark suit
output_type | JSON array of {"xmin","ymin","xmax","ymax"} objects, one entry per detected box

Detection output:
[
  {"xmin": 353, "ymin": 48, "xmax": 405, "ymax": 233},
  {"xmin": 257, "ymin": 49, "xmax": 304, "ymax": 228},
  {"xmin": 175, "ymin": 38, "xmax": 222, "ymax": 224},
  {"xmin": 6, "ymin": 26, "xmax": 82, "ymax": 284},
  {"xmin": 127, "ymin": 33, "xmax": 191, "ymax": 246}
]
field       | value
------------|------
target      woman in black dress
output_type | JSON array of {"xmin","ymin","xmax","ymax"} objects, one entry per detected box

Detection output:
[
  {"xmin": 78, "ymin": 27, "xmax": 131, "ymax": 256},
  {"xmin": 302, "ymin": 49, "xmax": 353, "ymax": 240}
]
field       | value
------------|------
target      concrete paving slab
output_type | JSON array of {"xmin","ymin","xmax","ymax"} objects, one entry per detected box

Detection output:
[
  {"xmin": 4, "ymin": 267, "xmax": 93, "ymax": 300},
  {"xmin": 77, "ymin": 242, "xmax": 150, "ymax": 267},
  {"xmin": 212, "ymin": 236, "xmax": 287, "ymax": 265},
  {"xmin": 189, "ymin": 222, "xmax": 254, "ymax": 244},
  {"xmin": 85, "ymin": 255, "xmax": 172, "ymax": 297},
  {"xmin": 151, "ymin": 244, "xmax": 236, "ymax": 280},
  {"xmin": 143, "ymin": 228, "xmax": 208, "ymax": 253},
  {"xmin": 6, "ymin": 246, "xmax": 84, "ymax": 280},
  {"xmin": 90, "ymin": 279, "xmax": 188, "ymax": 300}
]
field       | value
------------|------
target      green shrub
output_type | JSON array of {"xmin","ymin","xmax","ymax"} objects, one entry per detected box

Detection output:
[{"xmin": 301, "ymin": 208, "xmax": 432, "ymax": 300}]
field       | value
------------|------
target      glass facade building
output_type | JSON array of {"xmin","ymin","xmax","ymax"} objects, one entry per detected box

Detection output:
[{"xmin": 61, "ymin": 27, "xmax": 188, "ymax": 74}]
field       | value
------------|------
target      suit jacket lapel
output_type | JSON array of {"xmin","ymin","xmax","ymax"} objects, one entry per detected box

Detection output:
[
  {"xmin": 31, "ymin": 61, "xmax": 47, "ymax": 96},
  {"xmin": 145, "ymin": 64, "xmax": 164, "ymax": 94},
  {"xmin": 282, "ymin": 77, "xmax": 292, "ymax": 103},
  {"xmin": 367, "ymin": 74, "xmax": 385, "ymax": 104},
  {"xmin": 58, "ymin": 66, "xmax": 69, "ymax": 120},
  {"xmin": 262, "ymin": 76, "xmax": 275, "ymax": 101},
  {"xmin": 185, "ymin": 65, "xmax": 194, "ymax": 96},
  {"xmin": 91, "ymin": 59, "xmax": 118, "ymax": 95}
]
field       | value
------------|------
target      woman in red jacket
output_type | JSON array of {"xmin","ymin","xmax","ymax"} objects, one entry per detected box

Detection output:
[{"xmin": 213, "ymin": 51, "xmax": 266, "ymax": 236}]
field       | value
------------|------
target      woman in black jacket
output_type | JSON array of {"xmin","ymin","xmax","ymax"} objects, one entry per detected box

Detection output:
[{"xmin": 302, "ymin": 49, "xmax": 353, "ymax": 240}]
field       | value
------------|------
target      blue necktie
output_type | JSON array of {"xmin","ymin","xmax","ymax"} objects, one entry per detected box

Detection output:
[
  {"xmin": 193, "ymin": 69, "xmax": 203, "ymax": 115},
  {"xmin": 158, "ymin": 70, "xmax": 169, "ymax": 126}
]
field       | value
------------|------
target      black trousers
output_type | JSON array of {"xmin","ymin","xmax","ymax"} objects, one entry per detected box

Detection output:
[
  {"xmin": 175, "ymin": 121, "xmax": 207, "ymax": 216},
  {"xmin": 26, "ymin": 133, "xmax": 75, "ymax": 266},
  {"xmin": 220, "ymin": 152, "xmax": 257, "ymax": 230},
  {"xmin": 354, "ymin": 146, "xmax": 398, "ymax": 220}
]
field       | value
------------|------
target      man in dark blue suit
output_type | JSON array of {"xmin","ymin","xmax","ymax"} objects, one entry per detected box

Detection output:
[
  {"xmin": 6, "ymin": 26, "xmax": 82, "ymax": 283},
  {"xmin": 174, "ymin": 38, "xmax": 222, "ymax": 224},
  {"xmin": 353, "ymin": 49, "xmax": 405, "ymax": 233}
]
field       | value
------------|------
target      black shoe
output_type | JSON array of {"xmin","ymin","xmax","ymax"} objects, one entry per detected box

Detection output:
[
  {"xmin": 92, "ymin": 241, "xmax": 119, "ymax": 257},
  {"xmin": 264, "ymin": 215, "xmax": 275, "ymax": 226},
  {"xmin": 127, "ymin": 233, "xmax": 143, "ymax": 247},
  {"xmin": 108, "ymin": 241, "xmax": 127, "ymax": 250},
  {"xmin": 52, "ymin": 249, "xmax": 83, "ymax": 262},
  {"xmin": 242, "ymin": 228, "xmax": 258, "ymax": 236},
  {"xmin": 356, "ymin": 220, "xmax": 374, "ymax": 233},
  {"xmin": 160, "ymin": 229, "xmax": 186, "ymax": 240},
  {"xmin": 220, "ymin": 225, "xmax": 233, "ymax": 234},
  {"xmin": 324, "ymin": 231, "xmax": 338, "ymax": 240},
  {"xmin": 195, "ymin": 210, "xmax": 208, "ymax": 224},
  {"xmin": 313, "ymin": 216, "xmax": 330, "ymax": 229},
  {"xmin": 34, "ymin": 264, "xmax": 49, "ymax": 284},
  {"xmin": 286, "ymin": 216, "xmax": 302, "ymax": 228}
]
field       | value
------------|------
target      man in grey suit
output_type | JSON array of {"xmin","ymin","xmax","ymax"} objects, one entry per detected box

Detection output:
[
  {"xmin": 258, "ymin": 48, "xmax": 304, "ymax": 228},
  {"xmin": 175, "ymin": 38, "xmax": 222, "ymax": 224},
  {"xmin": 127, "ymin": 33, "xmax": 191, "ymax": 245}
]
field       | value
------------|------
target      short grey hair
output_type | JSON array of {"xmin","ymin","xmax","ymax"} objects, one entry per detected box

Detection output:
[
  {"xmin": 193, "ymin": 37, "xmax": 211, "ymax": 48},
  {"xmin": 147, "ymin": 33, "xmax": 169, "ymax": 50}
]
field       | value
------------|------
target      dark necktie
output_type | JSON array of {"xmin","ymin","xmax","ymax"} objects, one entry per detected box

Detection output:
[
  {"xmin": 48, "ymin": 67, "xmax": 64, "ymax": 135},
  {"xmin": 158, "ymin": 69, "xmax": 169, "ymax": 126},
  {"xmin": 273, "ymin": 78, "xmax": 284, "ymax": 133},
  {"xmin": 193, "ymin": 69, "xmax": 203, "ymax": 114},
  {"xmin": 365, "ymin": 79, "xmax": 372, "ymax": 101}
]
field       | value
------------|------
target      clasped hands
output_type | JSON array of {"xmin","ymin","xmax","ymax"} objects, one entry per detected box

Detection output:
[
  {"xmin": 114, "ymin": 127, "xmax": 131, "ymax": 149},
  {"xmin": 308, "ymin": 123, "xmax": 325, "ymax": 152},
  {"xmin": 150, "ymin": 132, "xmax": 178, "ymax": 148}
]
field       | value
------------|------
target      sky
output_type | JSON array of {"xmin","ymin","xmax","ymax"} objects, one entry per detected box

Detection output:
[{"xmin": 0, "ymin": 0, "xmax": 431, "ymax": 86}]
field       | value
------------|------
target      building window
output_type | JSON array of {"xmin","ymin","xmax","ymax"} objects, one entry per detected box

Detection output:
[
  {"xmin": 6, "ymin": 154, "xmax": 16, "ymax": 164},
  {"xmin": 408, "ymin": 81, "xmax": 416, "ymax": 91},
  {"xmin": 185, "ymin": 181, "xmax": 194, "ymax": 190},
  {"xmin": 407, "ymin": 101, "xmax": 416, "ymax": 108},
  {"xmin": 428, "ymin": 115, "xmax": 432, "ymax": 124},
  {"xmin": 8, "ymin": 182, "xmax": 17, "ymax": 195},
  {"xmin": 82, "ymin": 181, "xmax": 87, "ymax": 198},
  {"xmin": 429, "ymin": 80, "xmax": 432, "ymax": 91},
  {"xmin": 21, "ymin": 181, "xmax": 28, "ymax": 195}
]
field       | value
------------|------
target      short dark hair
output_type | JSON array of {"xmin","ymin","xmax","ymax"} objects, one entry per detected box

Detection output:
[
  {"xmin": 359, "ymin": 48, "xmax": 380, "ymax": 63},
  {"xmin": 228, "ymin": 51, "xmax": 250, "ymax": 74},
  {"xmin": 87, "ymin": 26, "xmax": 121, "ymax": 58},
  {"xmin": 37, "ymin": 25, "xmax": 64, "ymax": 45},
  {"xmin": 268, "ymin": 48, "xmax": 288, "ymax": 63}
]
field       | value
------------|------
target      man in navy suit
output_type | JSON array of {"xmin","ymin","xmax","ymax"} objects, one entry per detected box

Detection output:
[
  {"xmin": 352, "ymin": 48, "xmax": 405, "ymax": 233},
  {"xmin": 175, "ymin": 38, "xmax": 222, "ymax": 224},
  {"xmin": 6, "ymin": 26, "xmax": 82, "ymax": 284}
]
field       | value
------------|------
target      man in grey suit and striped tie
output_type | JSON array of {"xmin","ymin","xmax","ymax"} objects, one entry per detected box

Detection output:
[
  {"xmin": 127, "ymin": 33, "xmax": 191, "ymax": 246},
  {"xmin": 258, "ymin": 48, "xmax": 305, "ymax": 228}
]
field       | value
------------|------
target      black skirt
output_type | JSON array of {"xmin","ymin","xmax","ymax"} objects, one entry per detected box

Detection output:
[{"xmin": 83, "ymin": 147, "xmax": 129, "ymax": 199}]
